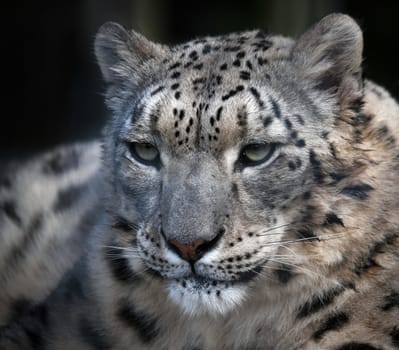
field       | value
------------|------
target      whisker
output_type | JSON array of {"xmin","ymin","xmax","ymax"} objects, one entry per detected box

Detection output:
[
  {"xmin": 267, "ymin": 259, "xmax": 322, "ymax": 279},
  {"xmin": 256, "ymin": 223, "xmax": 296, "ymax": 235},
  {"xmin": 260, "ymin": 233, "xmax": 345, "ymax": 247}
]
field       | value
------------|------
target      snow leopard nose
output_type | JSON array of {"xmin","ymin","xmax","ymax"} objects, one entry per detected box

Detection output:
[{"xmin": 167, "ymin": 228, "xmax": 225, "ymax": 262}]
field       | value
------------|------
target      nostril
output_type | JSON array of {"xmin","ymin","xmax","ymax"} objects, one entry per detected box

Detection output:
[
  {"xmin": 195, "ymin": 227, "xmax": 225, "ymax": 257},
  {"xmin": 168, "ymin": 239, "xmax": 205, "ymax": 262},
  {"xmin": 166, "ymin": 227, "xmax": 225, "ymax": 262}
]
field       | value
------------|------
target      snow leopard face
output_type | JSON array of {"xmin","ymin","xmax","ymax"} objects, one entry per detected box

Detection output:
[{"xmin": 95, "ymin": 14, "xmax": 363, "ymax": 315}]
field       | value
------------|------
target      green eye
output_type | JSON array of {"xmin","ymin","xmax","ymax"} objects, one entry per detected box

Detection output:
[
  {"xmin": 240, "ymin": 143, "xmax": 277, "ymax": 166},
  {"xmin": 128, "ymin": 142, "xmax": 160, "ymax": 166}
]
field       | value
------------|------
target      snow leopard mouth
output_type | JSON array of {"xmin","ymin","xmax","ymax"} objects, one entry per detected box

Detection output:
[
  {"xmin": 144, "ymin": 258, "xmax": 264, "ymax": 315},
  {"xmin": 165, "ymin": 271, "xmax": 259, "ymax": 315},
  {"xmin": 147, "ymin": 265, "xmax": 262, "ymax": 287}
]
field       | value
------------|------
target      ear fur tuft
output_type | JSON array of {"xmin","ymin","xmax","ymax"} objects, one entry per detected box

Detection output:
[
  {"xmin": 95, "ymin": 22, "xmax": 168, "ymax": 83},
  {"xmin": 292, "ymin": 14, "xmax": 363, "ymax": 94}
]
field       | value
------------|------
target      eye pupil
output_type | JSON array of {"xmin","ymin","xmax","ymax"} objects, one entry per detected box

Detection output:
[
  {"xmin": 240, "ymin": 143, "xmax": 276, "ymax": 167},
  {"xmin": 129, "ymin": 142, "xmax": 160, "ymax": 165}
]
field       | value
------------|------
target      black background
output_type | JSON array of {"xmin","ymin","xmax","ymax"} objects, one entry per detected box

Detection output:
[{"xmin": 6, "ymin": 1, "xmax": 399, "ymax": 160}]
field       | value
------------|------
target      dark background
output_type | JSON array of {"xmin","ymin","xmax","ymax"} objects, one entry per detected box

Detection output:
[{"xmin": 6, "ymin": 1, "xmax": 399, "ymax": 160}]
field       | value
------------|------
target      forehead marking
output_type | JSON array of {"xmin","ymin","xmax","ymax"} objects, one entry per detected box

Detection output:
[
  {"xmin": 222, "ymin": 85, "xmax": 244, "ymax": 101},
  {"xmin": 150, "ymin": 86, "xmax": 165, "ymax": 97},
  {"xmin": 249, "ymin": 87, "xmax": 265, "ymax": 108},
  {"xmin": 168, "ymin": 62, "xmax": 181, "ymax": 70},
  {"xmin": 269, "ymin": 97, "xmax": 282, "ymax": 119}
]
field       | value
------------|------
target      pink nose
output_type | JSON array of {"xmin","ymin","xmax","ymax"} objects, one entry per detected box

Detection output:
[{"xmin": 168, "ymin": 239, "xmax": 205, "ymax": 262}]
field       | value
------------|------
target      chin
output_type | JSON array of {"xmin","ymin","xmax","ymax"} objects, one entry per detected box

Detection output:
[{"xmin": 166, "ymin": 276, "xmax": 248, "ymax": 316}]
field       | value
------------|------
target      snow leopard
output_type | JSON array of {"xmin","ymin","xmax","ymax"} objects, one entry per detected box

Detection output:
[{"xmin": 0, "ymin": 13, "xmax": 398, "ymax": 350}]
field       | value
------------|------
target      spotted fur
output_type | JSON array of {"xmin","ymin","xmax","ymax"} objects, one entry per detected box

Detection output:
[{"xmin": 0, "ymin": 14, "xmax": 398, "ymax": 350}]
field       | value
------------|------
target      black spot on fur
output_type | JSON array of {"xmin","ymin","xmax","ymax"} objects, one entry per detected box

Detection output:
[
  {"xmin": 54, "ymin": 184, "xmax": 85, "ymax": 212},
  {"xmin": 42, "ymin": 148, "xmax": 80, "ymax": 175},
  {"xmin": 295, "ymin": 114, "xmax": 305, "ymax": 125},
  {"xmin": 171, "ymin": 83, "xmax": 180, "ymax": 90},
  {"xmin": 189, "ymin": 50, "xmax": 199, "ymax": 61},
  {"xmin": 312, "ymin": 312, "xmax": 349, "ymax": 341},
  {"xmin": 221, "ymin": 86, "xmax": 244, "ymax": 101},
  {"xmin": 329, "ymin": 143, "xmax": 337, "ymax": 159},
  {"xmin": 341, "ymin": 183, "xmax": 374, "ymax": 200},
  {"xmin": 334, "ymin": 343, "xmax": 381, "ymax": 350},
  {"xmin": 104, "ymin": 246, "xmax": 140, "ymax": 284},
  {"xmin": 269, "ymin": 97, "xmax": 281, "ymax": 119},
  {"xmin": 284, "ymin": 118, "xmax": 292, "ymax": 129},
  {"xmin": 150, "ymin": 86, "xmax": 164, "ymax": 96},
  {"xmin": 288, "ymin": 161, "xmax": 297, "ymax": 170},
  {"xmin": 391, "ymin": 327, "xmax": 399, "ymax": 346},
  {"xmin": 303, "ymin": 191, "xmax": 311, "ymax": 200},
  {"xmin": 0, "ymin": 200, "xmax": 22, "ymax": 225},
  {"xmin": 288, "ymin": 157, "xmax": 302, "ymax": 171},
  {"xmin": 237, "ymin": 112, "xmax": 247, "ymax": 127},
  {"xmin": 257, "ymin": 57, "xmax": 268, "ymax": 66},
  {"xmin": 309, "ymin": 149, "xmax": 324, "ymax": 183},
  {"xmin": 224, "ymin": 46, "xmax": 241, "ymax": 52},
  {"xmin": 117, "ymin": 300, "xmax": 160, "ymax": 343},
  {"xmin": 297, "ymin": 286, "xmax": 346, "ymax": 319},
  {"xmin": 275, "ymin": 266, "xmax": 293, "ymax": 284},
  {"xmin": 193, "ymin": 78, "xmax": 206, "ymax": 85},
  {"xmin": 79, "ymin": 317, "xmax": 111, "ymax": 350},
  {"xmin": 216, "ymin": 107, "xmax": 223, "ymax": 121},
  {"xmin": 202, "ymin": 44, "xmax": 211, "ymax": 54},
  {"xmin": 168, "ymin": 62, "xmax": 181, "ymax": 70},
  {"xmin": 3, "ymin": 213, "xmax": 43, "ymax": 271},
  {"xmin": 350, "ymin": 96, "xmax": 365, "ymax": 114},
  {"xmin": 249, "ymin": 87, "xmax": 264, "ymax": 108},
  {"xmin": 263, "ymin": 116, "xmax": 273, "ymax": 127},
  {"xmin": 171, "ymin": 71, "xmax": 181, "ymax": 79},
  {"xmin": 220, "ymin": 63, "xmax": 228, "ymax": 70},
  {"xmin": 329, "ymin": 172, "xmax": 348, "ymax": 184},
  {"xmin": 236, "ymin": 266, "xmax": 263, "ymax": 283},
  {"xmin": 323, "ymin": 212, "xmax": 344, "ymax": 227},
  {"xmin": 295, "ymin": 139, "xmax": 306, "ymax": 148},
  {"xmin": 297, "ymin": 228, "xmax": 319, "ymax": 242},
  {"xmin": 239, "ymin": 71, "xmax": 251, "ymax": 80},
  {"xmin": 381, "ymin": 291, "xmax": 399, "ymax": 311},
  {"xmin": 354, "ymin": 233, "xmax": 398, "ymax": 276}
]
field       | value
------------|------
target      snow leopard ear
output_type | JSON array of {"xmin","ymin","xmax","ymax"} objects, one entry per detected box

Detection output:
[
  {"xmin": 291, "ymin": 13, "xmax": 363, "ymax": 94},
  {"xmin": 95, "ymin": 22, "xmax": 168, "ymax": 84}
]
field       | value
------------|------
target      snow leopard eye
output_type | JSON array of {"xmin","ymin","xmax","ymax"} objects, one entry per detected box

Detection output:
[
  {"xmin": 239, "ymin": 143, "xmax": 277, "ymax": 167},
  {"xmin": 128, "ymin": 142, "xmax": 160, "ymax": 166}
]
